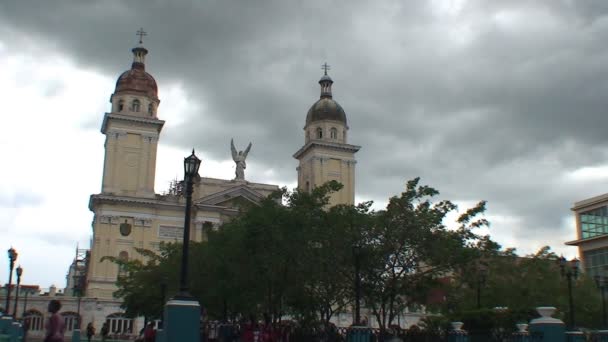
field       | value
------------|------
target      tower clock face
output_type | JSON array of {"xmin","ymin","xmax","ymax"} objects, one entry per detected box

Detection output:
[{"xmin": 119, "ymin": 222, "xmax": 132, "ymax": 236}]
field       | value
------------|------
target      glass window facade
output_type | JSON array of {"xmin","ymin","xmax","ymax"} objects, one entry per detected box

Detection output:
[
  {"xmin": 580, "ymin": 206, "xmax": 608, "ymax": 239},
  {"xmin": 583, "ymin": 247, "xmax": 608, "ymax": 278}
]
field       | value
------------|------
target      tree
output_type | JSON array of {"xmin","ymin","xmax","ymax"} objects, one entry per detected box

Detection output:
[
  {"xmin": 448, "ymin": 245, "xmax": 603, "ymax": 328},
  {"xmin": 358, "ymin": 177, "xmax": 489, "ymax": 331}
]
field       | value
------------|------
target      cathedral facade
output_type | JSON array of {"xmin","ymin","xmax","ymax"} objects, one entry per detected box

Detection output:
[
  {"xmin": 0, "ymin": 36, "xmax": 362, "ymax": 338},
  {"xmin": 86, "ymin": 40, "xmax": 282, "ymax": 300}
]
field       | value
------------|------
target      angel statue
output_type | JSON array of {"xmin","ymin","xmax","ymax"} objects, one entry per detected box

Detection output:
[{"xmin": 231, "ymin": 138, "xmax": 252, "ymax": 180}]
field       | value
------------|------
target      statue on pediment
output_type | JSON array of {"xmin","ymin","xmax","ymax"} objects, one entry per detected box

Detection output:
[{"xmin": 231, "ymin": 138, "xmax": 252, "ymax": 180}]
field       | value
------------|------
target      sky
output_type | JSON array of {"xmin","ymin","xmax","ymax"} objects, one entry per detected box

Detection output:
[{"xmin": 2, "ymin": 0, "xmax": 608, "ymax": 289}]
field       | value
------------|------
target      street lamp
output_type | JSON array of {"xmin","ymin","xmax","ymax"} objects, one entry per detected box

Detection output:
[
  {"xmin": 177, "ymin": 150, "xmax": 201, "ymax": 298},
  {"xmin": 162, "ymin": 150, "xmax": 202, "ymax": 342},
  {"xmin": 559, "ymin": 256, "xmax": 579, "ymax": 329},
  {"xmin": 13, "ymin": 265, "xmax": 22, "ymax": 318},
  {"xmin": 595, "ymin": 274, "xmax": 607, "ymax": 328},
  {"xmin": 476, "ymin": 263, "xmax": 488, "ymax": 310},
  {"xmin": 5, "ymin": 247, "xmax": 18, "ymax": 316},
  {"xmin": 352, "ymin": 243, "xmax": 362, "ymax": 326},
  {"xmin": 159, "ymin": 279, "xmax": 167, "ymax": 329}
]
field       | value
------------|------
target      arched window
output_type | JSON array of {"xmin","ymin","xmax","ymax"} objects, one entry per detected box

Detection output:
[
  {"xmin": 330, "ymin": 127, "xmax": 338, "ymax": 139},
  {"xmin": 24, "ymin": 310, "xmax": 44, "ymax": 331},
  {"xmin": 62, "ymin": 311, "xmax": 80, "ymax": 332},
  {"xmin": 148, "ymin": 103, "xmax": 154, "ymax": 116},
  {"xmin": 118, "ymin": 100, "xmax": 124, "ymax": 112},
  {"xmin": 106, "ymin": 313, "xmax": 133, "ymax": 334},
  {"xmin": 132, "ymin": 99, "xmax": 140, "ymax": 112},
  {"xmin": 316, "ymin": 127, "xmax": 323, "ymax": 139}
]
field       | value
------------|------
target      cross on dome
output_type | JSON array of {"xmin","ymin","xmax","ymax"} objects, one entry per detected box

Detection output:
[
  {"xmin": 136, "ymin": 28, "xmax": 147, "ymax": 44},
  {"xmin": 321, "ymin": 62, "xmax": 331, "ymax": 75}
]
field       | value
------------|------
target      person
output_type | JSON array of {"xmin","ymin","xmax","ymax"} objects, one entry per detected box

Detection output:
[
  {"xmin": 143, "ymin": 321, "xmax": 156, "ymax": 342},
  {"xmin": 44, "ymin": 299, "xmax": 65, "ymax": 342},
  {"xmin": 240, "ymin": 315, "xmax": 257, "ymax": 342},
  {"xmin": 22, "ymin": 316, "xmax": 31, "ymax": 342},
  {"xmin": 86, "ymin": 322, "xmax": 96, "ymax": 342},
  {"xmin": 101, "ymin": 322, "xmax": 110, "ymax": 341}
]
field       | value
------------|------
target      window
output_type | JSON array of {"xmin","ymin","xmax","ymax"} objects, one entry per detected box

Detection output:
[
  {"xmin": 24, "ymin": 310, "xmax": 44, "ymax": 331},
  {"xmin": 330, "ymin": 127, "xmax": 338, "ymax": 139},
  {"xmin": 118, "ymin": 100, "xmax": 124, "ymax": 112},
  {"xmin": 62, "ymin": 312, "xmax": 80, "ymax": 332},
  {"xmin": 583, "ymin": 247, "xmax": 608, "ymax": 278},
  {"xmin": 316, "ymin": 127, "xmax": 323, "ymax": 139},
  {"xmin": 106, "ymin": 313, "xmax": 133, "ymax": 334},
  {"xmin": 132, "ymin": 99, "xmax": 140, "ymax": 112},
  {"xmin": 580, "ymin": 206, "xmax": 608, "ymax": 239},
  {"xmin": 148, "ymin": 103, "xmax": 153, "ymax": 116}
]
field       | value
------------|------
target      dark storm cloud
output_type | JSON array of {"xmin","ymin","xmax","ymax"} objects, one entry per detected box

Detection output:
[{"xmin": 4, "ymin": 0, "xmax": 608, "ymax": 252}]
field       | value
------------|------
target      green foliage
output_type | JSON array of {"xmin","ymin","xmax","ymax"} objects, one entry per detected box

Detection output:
[
  {"xmin": 447, "ymin": 245, "xmax": 604, "ymax": 329},
  {"xmin": 359, "ymin": 177, "xmax": 489, "ymax": 330}
]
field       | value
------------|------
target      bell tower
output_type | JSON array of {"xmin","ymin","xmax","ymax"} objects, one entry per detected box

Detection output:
[
  {"xmin": 100, "ymin": 30, "xmax": 164, "ymax": 198},
  {"xmin": 293, "ymin": 65, "xmax": 360, "ymax": 206}
]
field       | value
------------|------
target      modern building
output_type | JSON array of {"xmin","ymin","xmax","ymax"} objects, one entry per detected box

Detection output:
[{"xmin": 566, "ymin": 193, "xmax": 608, "ymax": 277}]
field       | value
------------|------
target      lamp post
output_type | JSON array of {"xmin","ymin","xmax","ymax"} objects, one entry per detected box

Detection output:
[
  {"xmin": 476, "ymin": 264, "xmax": 488, "ymax": 310},
  {"xmin": 595, "ymin": 275, "xmax": 607, "ymax": 328},
  {"xmin": 559, "ymin": 256, "xmax": 579, "ymax": 329},
  {"xmin": 159, "ymin": 280, "xmax": 167, "ymax": 329},
  {"xmin": 178, "ymin": 150, "xmax": 201, "ymax": 297},
  {"xmin": 352, "ymin": 243, "xmax": 362, "ymax": 326},
  {"xmin": 13, "ymin": 265, "xmax": 22, "ymax": 318},
  {"xmin": 163, "ymin": 150, "xmax": 201, "ymax": 342},
  {"xmin": 5, "ymin": 247, "xmax": 18, "ymax": 316},
  {"xmin": 22, "ymin": 289, "xmax": 29, "ymax": 317}
]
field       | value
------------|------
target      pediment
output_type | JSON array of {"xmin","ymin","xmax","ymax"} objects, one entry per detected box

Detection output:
[{"xmin": 194, "ymin": 184, "xmax": 265, "ymax": 208}]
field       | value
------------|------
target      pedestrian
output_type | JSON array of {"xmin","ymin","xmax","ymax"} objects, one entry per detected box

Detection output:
[
  {"xmin": 22, "ymin": 316, "xmax": 30, "ymax": 342},
  {"xmin": 143, "ymin": 321, "xmax": 156, "ymax": 342},
  {"xmin": 86, "ymin": 322, "xmax": 96, "ymax": 342},
  {"xmin": 101, "ymin": 322, "xmax": 110, "ymax": 341},
  {"xmin": 44, "ymin": 299, "xmax": 65, "ymax": 342}
]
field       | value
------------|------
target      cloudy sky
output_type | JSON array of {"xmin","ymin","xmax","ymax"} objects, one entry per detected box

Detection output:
[{"xmin": 2, "ymin": 0, "xmax": 608, "ymax": 288}]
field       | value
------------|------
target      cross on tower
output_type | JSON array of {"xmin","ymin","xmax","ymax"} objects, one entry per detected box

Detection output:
[
  {"xmin": 321, "ymin": 62, "xmax": 331, "ymax": 75},
  {"xmin": 136, "ymin": 28, "xmax": 147, "ymax": 44}
]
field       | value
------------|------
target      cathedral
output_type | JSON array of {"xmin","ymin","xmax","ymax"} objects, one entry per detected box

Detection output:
[
  {"xmin": 86, "ymin": 38, "xmax": 360, "ymax": 300},
  {"xmin": 1, "ymin": 35, "xmax": 361, "ymax": 338}
]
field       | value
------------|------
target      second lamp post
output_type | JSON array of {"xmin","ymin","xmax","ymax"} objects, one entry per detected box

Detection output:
[
  {"xmin": 13, "ymin": 265, "xmax": 22, "ymax": 318},
  {"xmin": 559, "ymin": 256, "xmax": 580, "ymax": 329}
]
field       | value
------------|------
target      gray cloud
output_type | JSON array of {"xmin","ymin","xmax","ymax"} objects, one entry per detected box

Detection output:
[{"xmin": 3, "ymin": 0, "xmax": 608, "ymax": 253}]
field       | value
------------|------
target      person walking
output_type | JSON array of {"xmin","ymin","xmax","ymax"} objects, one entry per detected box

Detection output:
[
  {"xmin": 44, "ymin": 300, "xmax": 65, "ymax": 342},
  {"xmin": 143, "ymin": 322, "xmax": 156, "ymax": 342},
  {"xmin": 86, "ymin": 322, "xmax": 96, "ymax": 342},
  {"xmin": 101, "ymin": 322, "xmax": 110, "ymax": 341}
]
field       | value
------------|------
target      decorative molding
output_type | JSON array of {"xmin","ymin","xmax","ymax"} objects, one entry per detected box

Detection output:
[
  {"xmin": 293, "ymin": 140, "xmax": 361, "ymax": 159},
  {"xmin": 116, "ymin": 239, "xmax": 133, "ymax": 245}
]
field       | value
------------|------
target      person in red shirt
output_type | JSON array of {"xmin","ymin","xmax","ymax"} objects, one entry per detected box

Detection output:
[{"xmin": 143, "ymin": 322, "xmax": 156, "ymax": 342}]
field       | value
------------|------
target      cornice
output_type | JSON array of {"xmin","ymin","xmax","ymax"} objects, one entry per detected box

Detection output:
[
  {"xmin": 89, "ymin": 193, "xmax": 246, "ymax": 214},
  {"xmin": 101, "ymin": 112, "xmax": 165, "ymax": 134},
  {"xmin": 293, "ymin": 140, "xmax": 361, "ymax": 159}
]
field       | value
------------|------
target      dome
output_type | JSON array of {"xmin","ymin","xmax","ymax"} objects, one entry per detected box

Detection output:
[
  {"xmin": 306, "ymin": 97, "xmax": 347, "ymax": 126},
  {"xmin": 114, "ymin": 64, "xmax": 158, "ymax": 99}
]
